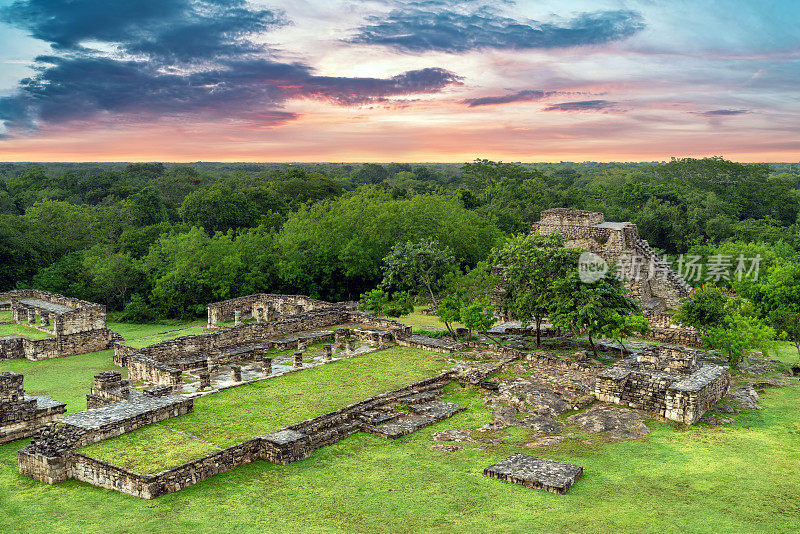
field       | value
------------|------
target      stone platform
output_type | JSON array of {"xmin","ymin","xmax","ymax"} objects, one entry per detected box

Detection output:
[
  {"xmin": 483, "ymin": 453, "xmax": 583, "ymax": 494},
  {"xmin": 368, "ymin": 400, "xmax": 465, "ymax": 438},
  {"xmin": 595, "ymin": 345, "xmax": 730, "ymax": 424},
  {"xmin": 0, "ymin": 372, "xmax": 66, "ymax": 444}
]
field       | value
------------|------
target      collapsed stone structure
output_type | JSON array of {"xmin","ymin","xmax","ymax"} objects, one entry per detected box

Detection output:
[
  {"xmin": 0, "ymin": 290, "xmax": 120, "ymax": 360},
  {"xmin": 595, "ymin": 345, "xmax": 730, "ymax": 424},
  {"xmin": 18, "ymin": 385, "xmax": 192, "ymax": 484},
  {"xmin": 533, "ymin": 208, "xmax": 701, "ymax": 345},
  {"xmin": 0, "ymin": 372, "xmax": 66, "ymax": 444}
]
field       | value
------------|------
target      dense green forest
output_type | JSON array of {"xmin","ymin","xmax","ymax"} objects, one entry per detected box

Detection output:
[{"xmin": 2, "ymin": 157, "xmax": 800, "ymax": 327}]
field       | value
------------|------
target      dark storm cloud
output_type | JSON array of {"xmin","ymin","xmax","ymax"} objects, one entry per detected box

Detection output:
[
  {"xmin": 1, "ymin": 0, "xmax": 286, "ymax": 60},
  {"xmin": 0, "ymin": 0, "xmax": 461, "ymax": 134},
  {"xmin": 348, "ymin": 6, "xmax": 645, "ymax": 53},
  {"xmin": 542, "ymin": 100, "xmax": 617, "ymax": 112},
  {"xmin": 463, "ymin": 89, "xmax": 563, "ymax": 107}
]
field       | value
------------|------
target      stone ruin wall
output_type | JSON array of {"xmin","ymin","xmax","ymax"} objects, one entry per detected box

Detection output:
[
  {"xmin": 206, "ymin": 293, "xmax": 357, "ymax": 327},
  {"xmin": 30, "ymin": 372, "xmax": 453, "ymax": 499},
  {"xmin": 595, "ymin": 346, "xmax": 730, "ymax": 424},
  {"xmin": 1, "ymin": 372, "xmax": 66, "ymax": 444},
  {"xmin": 117, "ymin": 309, "xmax": 413, "ymax": 389},
  {"xmin": 18, "ymin": 396, "xmax": 194, "ymax": 484},
  {"xmin": 0, "ymin": 290, "xmax": 120, "ymax": 360}
]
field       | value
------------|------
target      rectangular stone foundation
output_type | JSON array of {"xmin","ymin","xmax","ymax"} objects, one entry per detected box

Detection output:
[
  {"xmin": 595, "ymin": 346, "xmax": 731, "ymax": 424},
  {"xmin": 484, "ymin": 454, "xmax": 583, "ymax": 494}
]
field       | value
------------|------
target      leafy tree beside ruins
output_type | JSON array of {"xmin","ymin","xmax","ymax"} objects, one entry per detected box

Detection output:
[{"xmin": 491, "ymin": 233, "xmax": 581, "ymax": 346}]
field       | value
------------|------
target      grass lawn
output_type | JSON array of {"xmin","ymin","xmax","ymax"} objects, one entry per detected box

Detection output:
[
  {"xmin": 0, "ymin": 310, "xmax": 12, "ymax": 322},
  {"xmin": 0, "ymin": 321, "xmax": 54, "ymax": 340},
  {"xmin": 79, "ymin": 346, "xmax": 451, "ymax": 473},
  {"xmin": 0, "ymin": 350, "xmax": 122, "ymax": 413},
  {"xmin": 107, "ymin": 319, "xmax": 208, "ymax": 348},
  {"xmin": 397, "ymin": 306, "xmax": 463, "ymax": 331},
  {"xmin": 0, "ymin": 379, "xmax": 797, "ymax": 532}
]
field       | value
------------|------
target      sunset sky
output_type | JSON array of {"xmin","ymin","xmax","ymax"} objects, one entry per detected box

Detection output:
[{"xmin": 0, "ymin": 0, "xmax": 798, "ymax": 162}]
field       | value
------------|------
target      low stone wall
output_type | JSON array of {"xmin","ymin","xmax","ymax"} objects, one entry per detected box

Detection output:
[
  {"xmin": 465, "ymin": 341, "xmax": 598, "ymax": 374},
  {"xmin": 118, "ymin": 309, "xmax": 412, "ymax": 388},
  {"xmin": 19, "ymin": 328, "xmax": 121, "ymax": 360},
  {"xmin": 126, "ymin": 356, "xmax": 182, "ymax": 390},
  {"xmin": 0, "ymin": 336, "xmax": 24, "ymax": 360},
  {"xmin": 72, "ymin": 437, "xmax": 265, "ymax": 499},
  {"xmin": 645, "ymin": 327, "xmax": 703, "ymax": 348},
  {"xmin": 399, "ymin": 335, "xmax": 461, "ymax": 354},
  {"xmin": 37, "ymin": 372, "xmax": 456, "ymax": 499},
  {"xmin": 207, "ymin": 293, "xmax": 356, "ymax": 326},
  {"xmin": 113, "ymin": 343, "xmax": 138, "ymax": 366},
  {"xmin": 18, "ymin": 394, "xmax": 193, "ymax": 484}
]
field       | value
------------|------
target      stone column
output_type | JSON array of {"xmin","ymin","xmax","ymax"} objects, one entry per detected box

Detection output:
[
  {"xmin": 199, "ymin": 370, "xmax": 211, "ymax": 390},
  {"xmin": 231, "ymin": 365, "xmax": 242, "ymax": 382},
  {"xmin": 323, "ymin": 344, "xmax": 333, "ymax": 362},
  {"xmin": 334, "ymin": 329, "xmax": 347, "ymax": 350},
  {"xmin": 297, "ymin": 340, "xmax": 307, "ymax": 352},
  {"xmin": 346, "ymin": 339, "xmax": 356, "ymax": 355},
  {"xmin": 234, "ymin": 311, "xmax": 242, "ymax": 326},
  {"xmin": 293, "ymin": 351, "xmax": 303, "ymax": 368},
  {"xmin": 262, "ymin": 356, "xmax": 272, "ymax": 376},
  {"xmin": 40, "ymin": 314, "xmax": 50, "ymax": 328},
  {"xmin": 27, "ymin": 308, "xmax": 36, "ymax": 325}
]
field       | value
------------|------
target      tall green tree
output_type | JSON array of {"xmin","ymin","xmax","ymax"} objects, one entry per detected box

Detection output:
[
  {"xmin": 491, "ymin": 233, "xmax": 580, "ymax": 346},
  {"xmin": 550, "ymin": 268, "xmax": 640, "ymax": 357},
  {"xmin": 380, "ymin": 238, "xmax": 456, "ymax": 305}
]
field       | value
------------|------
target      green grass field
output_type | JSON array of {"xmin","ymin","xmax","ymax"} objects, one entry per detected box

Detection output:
[
  {"xmin": 397, "ymin": 306, "xmax": 464, "ymax": 331},
  {"xmin": 0, "ymin": 333, "xmax": 798, "ymax": 532},
  {"xmin": 0, "ymin": 376, "xmax": 797, "ymax": 532},
  {"xmin": 0, "ymin": 350, "xmax": 120, "ymax": 413},
  {"xmin": 0, "ymin": 321, "xmax": 54, "ymax": 340},
  {"xmin": 80, "ymin": 346, "xmax": 451, "ymax": 473},
  {"xmin": 107, "ymin": 319, "xmax": 209, "ymax": 348}
]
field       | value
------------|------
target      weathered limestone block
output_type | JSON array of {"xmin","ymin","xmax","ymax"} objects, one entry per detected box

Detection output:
[
  {"xmin": 346, "ymin": 339, "xmax": 356, "ymax": 355},
  {"xmin": 293, "ymin": 351, "xmax": 303, "ymax": 368},
  {"xmin": 323, "ymin": 344, "xmax": 333, "ymax": 362},
  {"xmin": 198, "ymin": 370, "xmax": 211, "ymax": 389},
  {"xmin": 231, "ymin": 365, "xmax": 242, "ymax": 382},
  {"xmin": 261, "ymin": 357, "xmax": 272, "ymax": 376},
  {"xmin": 262, "ymin": 430, "xmax": 313, "ymax": 465},
  {"xmin": 483, "ymin": 454, "xmax": 583, "ymax": 494}
]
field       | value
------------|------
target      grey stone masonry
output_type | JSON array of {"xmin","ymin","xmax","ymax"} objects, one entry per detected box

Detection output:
[
  {"xmin": 87, "ymin": 371, "xmax": 130, "ymax": 409},
  {"xmin": 0, "ymin": 289, "xmax": 121, "ymax": 360},
  {"xmin": 533, "ymin": 208, "xmax": 692, "ymax": 312},
  {"xmin": 484, "ymin": 454, "xmax": 583, "ymax": 494},
  {"xmin": 0, "ymin": 372, "xmax": 66, "ymax": 444},
  {"xmin": 595, "ymin": 345, "xmax": 730, "ymax": 424}
]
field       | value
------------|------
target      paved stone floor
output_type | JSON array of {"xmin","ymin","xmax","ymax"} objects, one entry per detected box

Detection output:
[{"xmin": 483, "ymin": 453, "xmax": 583, "ymax": 494}]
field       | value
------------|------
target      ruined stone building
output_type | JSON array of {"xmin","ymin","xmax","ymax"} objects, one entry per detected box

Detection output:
[
  {"xmin": 533, "ymin": 208, "xmax": 692, "ymax": 312},
  {"xmin": 0, "ymin": 372, "xmax": 66, "ymax": 443},
  {"xmin": 206, "ymin": 293, "xmax": 355, "ymax": 327},
  {"xmin": 533, "ymin": 208, "xmax": 700, "ymax": 346},
  {"xmin": 0, "ymin": 289, "xmax": 121, "ymax": 360},
  {"xmin": 595, "ymin": 345, "xmax": 730, "ymax": 424}
]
